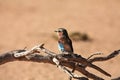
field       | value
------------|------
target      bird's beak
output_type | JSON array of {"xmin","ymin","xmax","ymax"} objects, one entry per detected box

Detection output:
[
  {"xmin": 54, "ymin": 30, "xmax": 58, "ymax": 32},
  {"xmin": 54, "ymin": 29, "xmax": 62, "ymax": 32}
]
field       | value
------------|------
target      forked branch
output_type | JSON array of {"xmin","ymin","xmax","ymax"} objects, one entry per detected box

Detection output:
[{"xmin": 0, "ymin": 44, "xmax": 119, "ymax": 80}]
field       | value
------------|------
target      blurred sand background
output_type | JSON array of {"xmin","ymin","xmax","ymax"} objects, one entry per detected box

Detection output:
[{"xmin": 0, "ymin": 0, "xmax": 120, "ymax": 80}]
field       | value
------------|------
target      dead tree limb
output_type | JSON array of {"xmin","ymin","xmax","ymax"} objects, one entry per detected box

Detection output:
[
  {"xmin": 88, "ymin": 50, "xmax": 120, "ymax": 63},
  {"xmin": 0, "ymin": 44, "xmax": 119, "ymax": 80}
]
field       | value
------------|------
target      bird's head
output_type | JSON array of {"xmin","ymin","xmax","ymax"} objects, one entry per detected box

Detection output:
[{"xmin": 55, "ymin": 28, "xmax": 69, "ymax": 38}]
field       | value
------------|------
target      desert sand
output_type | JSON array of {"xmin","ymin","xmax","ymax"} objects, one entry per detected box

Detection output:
[{"xmin": 0, "ymin": 0, "xmax": 120, "ymax": 80}]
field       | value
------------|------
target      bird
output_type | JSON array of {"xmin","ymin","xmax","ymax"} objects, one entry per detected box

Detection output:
[
  {"xmin": 55, "ymin": 28, "xmax": 74, "ymax": 53},
  {"xmin": 55, "ymin": 28, "xmax": 74, "ymax": 80}
]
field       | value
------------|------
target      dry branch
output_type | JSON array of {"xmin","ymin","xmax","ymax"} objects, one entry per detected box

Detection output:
[{"xmin": 0, "ymin": 44, "xmax": 119, "ymax": 80}]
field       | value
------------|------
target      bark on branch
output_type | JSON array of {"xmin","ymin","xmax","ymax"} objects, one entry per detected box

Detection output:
[{"xmin": 0, "ymin": 44, "xmax": 119, "ymax": 80}]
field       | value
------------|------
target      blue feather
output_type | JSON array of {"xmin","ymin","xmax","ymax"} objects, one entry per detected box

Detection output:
[{"xmin": 58, "ymin": 43, "xmax": 64, "ymax": 52}]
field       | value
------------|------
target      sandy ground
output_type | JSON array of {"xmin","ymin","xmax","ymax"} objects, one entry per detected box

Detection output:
[{"xmin": 0, "ymin": 0, "xmax": 120, "ymax": 80}]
